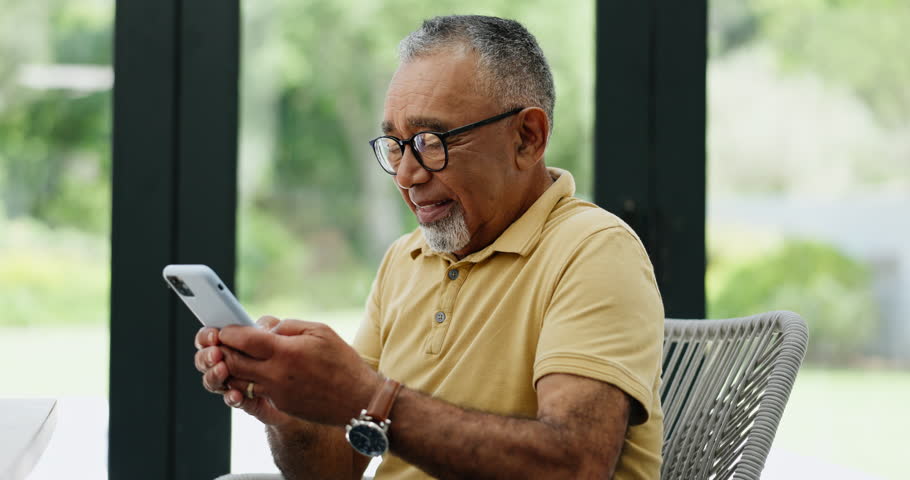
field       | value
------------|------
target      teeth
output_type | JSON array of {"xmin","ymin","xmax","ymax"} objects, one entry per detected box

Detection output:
[{"xmin": 418, "ymin": 201, "xmax": 446, "ymax": 209}]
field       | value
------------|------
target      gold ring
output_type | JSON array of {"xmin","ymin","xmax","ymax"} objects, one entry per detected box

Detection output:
[{"xmin": 246, "ymin": 381, "xmax": 256, "ymax": 400}]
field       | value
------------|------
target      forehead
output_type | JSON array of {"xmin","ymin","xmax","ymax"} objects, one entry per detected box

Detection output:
[{"xmin": 382, "ymin": 51, "xmax": 490, "ymax": 134}]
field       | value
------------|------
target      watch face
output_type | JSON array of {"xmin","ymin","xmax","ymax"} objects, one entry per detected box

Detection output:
[{"xmin": 346, "ymin": 422, "xmax": 389, "ymax": 457}]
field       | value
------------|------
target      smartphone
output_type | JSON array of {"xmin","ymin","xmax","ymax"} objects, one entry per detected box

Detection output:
[{"xmin": 162, "ymin": 264, "xmax": 255, "ymax": 328}]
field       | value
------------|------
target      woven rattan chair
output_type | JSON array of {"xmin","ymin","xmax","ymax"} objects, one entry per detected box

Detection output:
[{"xmin": 660, "ymin": 311, "xmax": 809, "ymax": 480}]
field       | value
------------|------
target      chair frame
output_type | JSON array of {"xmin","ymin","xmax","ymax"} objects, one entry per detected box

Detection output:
[{"xmin": 660, "ymin": 311, "xmax": 809, "ymax": 480}]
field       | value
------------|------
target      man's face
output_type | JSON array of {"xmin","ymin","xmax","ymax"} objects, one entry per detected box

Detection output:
[{"xmin": 381, "ymin": 51, "xmax": 524, "ymax": 257}]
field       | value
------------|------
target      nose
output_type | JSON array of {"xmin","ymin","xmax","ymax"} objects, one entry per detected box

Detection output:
[{"xmin": 394, "ymin": 144, "xmax": 432, "ymax": 190}]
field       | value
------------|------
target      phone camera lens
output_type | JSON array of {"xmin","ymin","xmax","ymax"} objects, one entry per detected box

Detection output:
[
  {"xmin": 217, "ymin": 284, "xmax": 224, "ymax": 291},
  {"xmin": 166, "ymin": 276, "xmax": 195, "ymax": 297}
]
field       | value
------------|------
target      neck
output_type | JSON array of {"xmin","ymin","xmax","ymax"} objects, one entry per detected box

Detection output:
[{"xmin": 452, "ymin": 166, "xmax": 555, "ymax": 259}]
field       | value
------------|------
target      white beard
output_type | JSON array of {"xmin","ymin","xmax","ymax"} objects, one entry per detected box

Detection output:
[{"xmin": 419, "ymin": 202, "xmax": 470, "ymax": 253}]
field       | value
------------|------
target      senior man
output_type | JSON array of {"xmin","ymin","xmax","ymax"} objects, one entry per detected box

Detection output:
[{"xmin": 196, "ymin": 15, "xmax": 663, "ymax": 480}]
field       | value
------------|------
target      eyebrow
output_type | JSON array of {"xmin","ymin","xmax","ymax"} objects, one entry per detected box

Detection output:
[{"xmin": 381, "ymin": 116, "xmax": 448, "ymax": 136}]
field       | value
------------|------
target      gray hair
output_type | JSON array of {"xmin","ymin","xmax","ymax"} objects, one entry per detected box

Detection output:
[{"xmin": 399, "ymin": 15, "xmax": 555, "ymax": 130}]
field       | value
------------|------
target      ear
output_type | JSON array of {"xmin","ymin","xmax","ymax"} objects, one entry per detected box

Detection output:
[{"xmin": 514, "ymin": 107, "xmax": 550, "ymax": 170}]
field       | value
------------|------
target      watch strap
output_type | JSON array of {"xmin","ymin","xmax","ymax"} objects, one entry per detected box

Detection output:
[{"xmin": 365, "ymin": 378, "xmax": 403, "ymax": 423}]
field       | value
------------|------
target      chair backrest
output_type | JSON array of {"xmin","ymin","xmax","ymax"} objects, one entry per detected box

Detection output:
[{"xmin": 659, "ymin": 311, "xmax": 808, "ymax": 480}]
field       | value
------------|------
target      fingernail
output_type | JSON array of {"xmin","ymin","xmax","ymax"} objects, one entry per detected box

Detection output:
[
  {"xmin": 207, "ymin": 349, "xmax": 215, "ymax": 363},
  {"xmin": 208, "ymin": 331, "xmax": 217, "ymax": 344},
  {"xmin": 224, "ymin": 395, "xmax": 241, "ymax": 408}
]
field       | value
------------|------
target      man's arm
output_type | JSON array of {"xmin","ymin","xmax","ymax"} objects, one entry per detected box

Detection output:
[
  {"xmin": 195, "ymin": 322, "xmax": 369, "ymax": 480},
  {"xmin": 264, "ymin": 420, "xmax": 370, "ymax": 480},
  {"xmin": 217, "ymin": 322, "xmax": 632, "ymax": 480},
  {"xmin": 389, "ymin": 373, "xmax": 630, "ymax": 480}
]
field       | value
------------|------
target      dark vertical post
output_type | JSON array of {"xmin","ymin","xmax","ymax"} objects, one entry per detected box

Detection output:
[
  {"xmin": 652, "ymin": 0, "xmax": 707, "ymax": 318},
  {"xmin": 109, "ymin": 2, "xmax": 179, "ymax": 478},
  {"xmin": 173, "ymin": 1, "xmax": 240, "ymax": 479},
  {"xmin": 109, "ymin": 1, "xmax": 239, "ymax": 478},
  {"xmin": 594, "ymin": 0, "xmax": 706, "ymax": 318},
  {"xmin": 594, "ymin": 1, "xmax": 655, "ymax": 253}
]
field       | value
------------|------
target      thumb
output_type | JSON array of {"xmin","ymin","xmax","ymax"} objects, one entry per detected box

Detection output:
[
  {"xmin": 256, "ymin": 315, "xmax": 281, "ymax": 330},
  {"xmin": 270, "ymin": 319, "xmax": 324, "ymax": 337}
]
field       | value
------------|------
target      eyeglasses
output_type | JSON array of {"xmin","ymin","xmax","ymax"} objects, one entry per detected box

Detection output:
[{"xmin": 369, "ymin": 107, "xmax": 524, "ymax": 175}]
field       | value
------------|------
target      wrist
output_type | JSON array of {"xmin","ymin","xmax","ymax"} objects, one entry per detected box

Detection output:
[
  {"xmin": 269, "ymin": 414, "xmax": 306, "ymax": 432},
  {"xmin": 345, "ymin": 377, "xmax": 404, "ymax": 457},
  {"xmin": 350, "ymin": 371, "xmax": 384, "ymax": 421}
]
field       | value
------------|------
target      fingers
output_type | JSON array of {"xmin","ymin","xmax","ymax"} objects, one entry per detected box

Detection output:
[
  {"xmin": 221, "ymin": 381, "xmax": 295, "ymax": 428},
  {"xmin": 219, "ymin": 325, "xmax": 277, "ymax": 360},
  {"xmin": 219, "ymin": 345, "xmax": 268, "ymax": 384},
  {"xmin": 225, "ymin": 378, "xmax": 262, "ymax": 402},
  {"xmin": 223, "ymin": 388, "xmax": 247, "ymax": 408},
  {"xmin": 195, "ymin": 327, "xmax": 220, "ymax": 350},
  {"xmin": 202, "ymin": 361, "xmax": 229, "ymax": 394},
  {"xmin": 221, "ymin": 387, "xmax": 266, "ymax": 415},
  {"xmin": 196, "ymin": 319, "xmax": 278, "ymax": 405},
  {"xmin": 194, "ymin": 346, "xmax": 223, "ymax": 373}
]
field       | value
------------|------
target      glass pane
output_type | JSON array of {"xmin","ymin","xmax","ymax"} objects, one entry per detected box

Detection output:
[
  {"xmin": 707, "ymin": 2, "xmax": 909, "ymax": 478},
  {"xmin": 234, "ymin": 0, "xmax": 593, "ymax": 473},
  {"xmin": 0, "ymin": 0, "xmax": 113, "ymax": 478}
]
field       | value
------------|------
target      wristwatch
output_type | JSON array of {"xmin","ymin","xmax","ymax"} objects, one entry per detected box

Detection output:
[{"xmin": 345, "ymin": 378, "xmax": 403, "ymax": 457}]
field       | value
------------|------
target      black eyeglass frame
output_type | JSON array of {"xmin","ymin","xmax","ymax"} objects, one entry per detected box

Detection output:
[{"xmin": 369, "ymin": 107, "xmax": 525, "ymax": 175}]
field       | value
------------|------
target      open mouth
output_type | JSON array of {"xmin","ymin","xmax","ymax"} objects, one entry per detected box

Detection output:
[
  {"xmin": 414, "ymin": 199, "xmax": 454, "ymax": 224},
  {"xmin": 416, "ymin": 199, "xmax": 452, "ymax": 210}
]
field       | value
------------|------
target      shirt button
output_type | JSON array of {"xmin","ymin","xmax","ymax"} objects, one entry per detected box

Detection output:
[
  {"xmin": 447, "ymin": 269, "xmax": 459, "ymax": 280},
  {"xmin": 434, "ymin": 311, "xmax": 446, "ymax": 323}
]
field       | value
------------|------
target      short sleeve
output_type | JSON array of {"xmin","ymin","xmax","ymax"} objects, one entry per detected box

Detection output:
[
  {"xmin": 352, "ymin": 278, "xmax": 382, "ymax": 370},
  {"xmin": 351, "ymin": 238, "xmax": 403, "ymax": 370},
  {"xmin": 534, "ymin": 226, "xmax": 664, "ymax": 425}
]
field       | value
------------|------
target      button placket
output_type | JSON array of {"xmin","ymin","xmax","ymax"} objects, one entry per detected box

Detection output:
[{"xmin": 425, "ymin": 262, "xmax": 471, "ymax": 355}]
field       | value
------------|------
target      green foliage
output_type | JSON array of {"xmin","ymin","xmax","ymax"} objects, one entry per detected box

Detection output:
[
  {"xmin": 0, "ymin": 0, "xmax": 112, "ymax": 233},
  {"xmin": 709, "ymin": 239, "xmax": 879, "ymax": 363},
  {"xmin": 0, "ymin": 215, "xmax": 109, "ymax": 326},
  {"xmin": 237, "ymin": 206, "xmax": 374, "ymax": 312},
  {"xmin": 236, "ymin": 206, "xmax": 306, "ymax": 304},
  {"xmin": 0, "ymin": 0, "xmax": 597, "ymax": 325},
  {"xmin": 760, "ymin": 0, "xmax": 910, "ymax": 126},
  {"xmin": 237, "ymin": 0, "xmax": 595, "ymax": 312},
  {"xmin": 49, "ymin": 0, "xmax": 112, "ymax": 64},
  {"xmin": 247, "ymin": 0, "xmax": 595, "ymax": 233},
  {"xmin": 4, "ymin": 0, "xmax": 904, "ymax": 342},
  {"xmin": 712, "ymin": 0, "xmax": 910, "ymax": 126},
  {"xmin": 0, "ymin": 90, "xmax": 111, "ymax": 231}
]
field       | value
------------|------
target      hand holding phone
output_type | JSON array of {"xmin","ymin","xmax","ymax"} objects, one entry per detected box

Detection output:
[{"xmin": 162, "ymin": 264, "xmax": 255, "ymax": 328}]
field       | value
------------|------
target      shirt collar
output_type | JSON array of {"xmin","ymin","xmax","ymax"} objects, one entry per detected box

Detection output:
[{"xmin": 408, "ymin": 168, "xmax": 576, "ymax": 263}]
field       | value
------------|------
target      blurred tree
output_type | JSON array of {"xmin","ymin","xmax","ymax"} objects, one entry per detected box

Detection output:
[
  {"xmin": 709, "ymin": 0, "xmax": 761, "ymax": 55},
  {"xmin": 710, "ymin": 0, "xmax": 910, "ymax": 127},
  {"xmin": 707, "ymin": 46, "xmax": 907, "ymax": 196},
  {"xmin": 0, "ymin": 0, "xmax": 112, "ymax": 327},
  {"xmin": 0, "ymin": 0, "xmax": 595, "ymax": 313},
  {"xmin": 756, "ymin": 0, "xmax": 910, "ymax": 127},
  {"xmin": 237, "ymin": 0, "xmax": 594, "ymax": 309},
  {"xmin": 0, "ymin": 0, "xmax": 111, "ymax": 233}
]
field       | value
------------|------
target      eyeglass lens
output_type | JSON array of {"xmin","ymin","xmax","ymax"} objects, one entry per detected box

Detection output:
[{"xmin": 375, "ymin": 133, "xmax": 446, "ymax": 173}]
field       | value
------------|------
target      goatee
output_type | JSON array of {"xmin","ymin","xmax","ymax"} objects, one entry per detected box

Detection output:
[{"xmin": 419, "ymin": 202, "xmax": 470, "ymax": 253}]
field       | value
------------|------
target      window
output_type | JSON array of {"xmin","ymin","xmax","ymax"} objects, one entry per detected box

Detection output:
[
  {"xmin": 707, "ymin": 2, "xmax": 910, "ymax": 478},
  {"xmin": 0, "ymin": 0, "xmax": 113, "ymax": 477}
]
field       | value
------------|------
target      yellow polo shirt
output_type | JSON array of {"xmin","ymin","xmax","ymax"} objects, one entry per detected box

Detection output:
[{"xmin": 353, "ymin": 168, "xmax": 664, "ymax": 479}]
